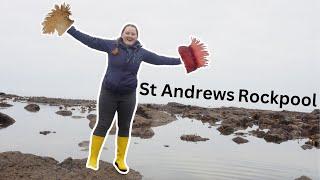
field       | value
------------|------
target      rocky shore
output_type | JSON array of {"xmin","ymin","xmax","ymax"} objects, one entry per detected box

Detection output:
[
  {"xmin": 0, "ymin": 151, "xmax": 142, "ymax": 180},
  {"xmin": 1, "ymin": 92, "xmax": 319, "ymax": 149},
  {"xmin": 0, "ymin": 92, "xmax": 319, "ymax": 179}
]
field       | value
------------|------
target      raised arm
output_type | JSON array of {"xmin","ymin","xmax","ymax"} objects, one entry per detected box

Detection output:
[
  {"xmin": 142, "ymin": 49, "xmax": 182, "ymax": 65},
  {"xmin": 67, "ymin": 26, "xmax": 114, "ymax": 53}
]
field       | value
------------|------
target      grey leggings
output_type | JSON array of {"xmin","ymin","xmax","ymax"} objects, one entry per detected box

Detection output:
[{"xmin": 93, "ymin": 87, "xmax": 137, "ymax": 137}]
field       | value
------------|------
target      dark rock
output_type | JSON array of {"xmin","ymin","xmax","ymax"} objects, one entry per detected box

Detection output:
[
  {"xmin": 55, "ymin": 110, "xmax": 72, "ymax": 116},
  {"xmin": 26, "ymin": 96, "xmax": 95, "ymax": 108},
  {"xmin": 167, "ymin": 102, "xmax": 186, "ymax": 108},
  {"xmin": 87, "ymin": 114, "xmax": 97, "ymax": 129},
  {"xmin": 164, "ymin": 145, "xmax": 169, "ymax": 147},
  {"xmin": 236, "ymin": 117, "xmax": 251, "ymax": 128},
  {"xmin": 142, "ymin": 109, "xmax": 177, "ymax": 127},
  {"xmin": 279, "ymin": 118, "xmax": 292, "ymax": 125},
  {"xmin": 89, "ymin": 120, "xmax": 96, "ymax": 129},
  {"xmin": 311, "ymin": 109, "xmax": 320, "ymax": 115},
  {"xmin": 200, "ymin": 114, "xmax": 216, "ymax": 122},
  {"xmin": 259, "ymin": 118, "xmax": 275, "ymax": 126},
  {"xmin": 264, "ymin": 132, "xmax": 287, "ymax": 144},
  {"xmin": 131, "ymin": 128, "xmax": 154, "ymax": 139},
  {"xmin": 301, "ymin": 144, "xmax": 313, "ymax": 150},
  {"xmin": 301, "ymin": 114, "xmax": 318, "ymax": 121},
  {"xmin": 188, "ymin": 111, "xmax": 218, "ymax": 123},
  {"xmin": 270, "ymin": 112, "xmax": 285, "ymax": 120},
  {"xmin": 305, "ymin": 138, "xmax": 319, "ymax": 149},
  {"xmin": 283, "ymin": 124, "xmax": 300, "ymax": 132},
  {"xmin": 0, "ymin": 112, "xmax": 15, "ymax": 129},
  {"xmin": 78, "ymin": 141, "xmax": 89, "ymax": 148},
  {"xmin": 136, "ymin": 106, "xmax": 151, "ymax": 119},
  {"xmin": 133, "ymin": 116, "xmax": 151, "ymax": 128},
  {"xmin": 0, "ymin": 102, "xmax": 13, "ymax": 107},
  {"xmin": 80, "ymin": 106, "xmax": 86, "ymax": 113},
  {"xmin": 294, "ymin": 175, "xmax": 312, "ymax": 180},
  {"xmin": 86, "ymin": 114, "xmax": 96, "ymax": 121},
  {"xmin": 180, "ymin": 134, "xmax": 209, "ymax": 142},
  {"xmin": 289, "ymin": 130, "xmax": 302, "ymax": 139},
  {"xmin": 252, "ymin": 113, "xmax": 261, "ymax": 120},
  {"xmin": 221, "ymin": 118, "xmax": 236, "ymax": 126},
  {"xmin": 232, "ymin": 137, "xmax": 249, "ymax": 144},
  {"xmin": 231, "ymin": 109, "xmax": 247, "ymax": 116},
  {"xmin": 299, "ymin": 122, "xmax": 311, "ymax": 129},
  {"xmin": 24, "ymin": 104, "xmax": 40, "ymax": 112},
  {"xmin": 217, "ymin": 125, "xmax": 235, "ymax": 135},
  {"xmin": 309, "ymin": 134, "xmax": 320, "ymax": 140},
  {"xmin": 165, "ymin": 102, "xmax": 190, "ymax": 114},
  {"xmin": 249, "ymin": 129, "xmax": 267, "ymax": 138},
  {"xmin": 39, "ymin": 131, "xmax": 52, "ymax": 135},
  {"xmin": 309, "ymin": 125, "xmax": 320, "ymax": 136}
]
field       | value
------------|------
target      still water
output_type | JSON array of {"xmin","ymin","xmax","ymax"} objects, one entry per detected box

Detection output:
[{"xmin": 0, "ymin": 101, "xmax": 319, "ymax": 180}]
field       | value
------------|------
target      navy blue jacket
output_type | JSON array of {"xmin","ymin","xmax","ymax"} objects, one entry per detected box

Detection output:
[{"xmin": 67, "ymin": 26, "xmax": 181, "ymax": 94}]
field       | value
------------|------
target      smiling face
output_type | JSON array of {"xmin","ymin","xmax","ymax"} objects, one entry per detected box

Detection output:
[{"xmin": 121, "ymin": 25, "xmax": 138, "ymax": 46}]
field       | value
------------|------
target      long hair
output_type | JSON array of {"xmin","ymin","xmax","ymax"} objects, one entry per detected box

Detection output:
[{"xmin": 111, "ymin": 24, "xmax": 139, "ymax": 56}]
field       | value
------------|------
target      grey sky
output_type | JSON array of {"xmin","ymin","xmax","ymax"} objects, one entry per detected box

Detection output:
[{"xmin": 0, "ymin": 0, "xmax": 319, "ymax": 112}]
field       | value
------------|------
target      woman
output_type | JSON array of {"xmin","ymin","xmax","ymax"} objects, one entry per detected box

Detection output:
[{"xmin": 66, "ymin": 24, "xmax": 182, "ymax": 174}]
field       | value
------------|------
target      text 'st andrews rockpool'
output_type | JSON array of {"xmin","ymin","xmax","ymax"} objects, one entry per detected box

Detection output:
[{"xmin": 139, "ymin": 83, "xmax": 318, "ymax": 109}]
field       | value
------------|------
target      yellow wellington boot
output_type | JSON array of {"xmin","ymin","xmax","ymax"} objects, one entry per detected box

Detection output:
[
  {"xmin": 113, "ymin": 136, "xmax": 130, "ymax": 174},
  {"xmin": 86, "ymin": 135, "xmax": 105, "ymax": 170}
]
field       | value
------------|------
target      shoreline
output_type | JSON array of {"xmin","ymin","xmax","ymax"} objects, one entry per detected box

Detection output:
[{"xmin": 1, "ymin": 91, "xmax": 319, "ymax": 148}]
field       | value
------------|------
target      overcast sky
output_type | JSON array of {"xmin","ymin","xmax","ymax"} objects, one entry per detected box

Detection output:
[{"xmin": 0, "ymin": 0, "xmax": 319, "ymax": 112}]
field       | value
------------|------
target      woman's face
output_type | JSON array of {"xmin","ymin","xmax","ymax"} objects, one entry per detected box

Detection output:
[{"xmin": 121, "ymin": 26, "xmax": 138, "ymax": 46}]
